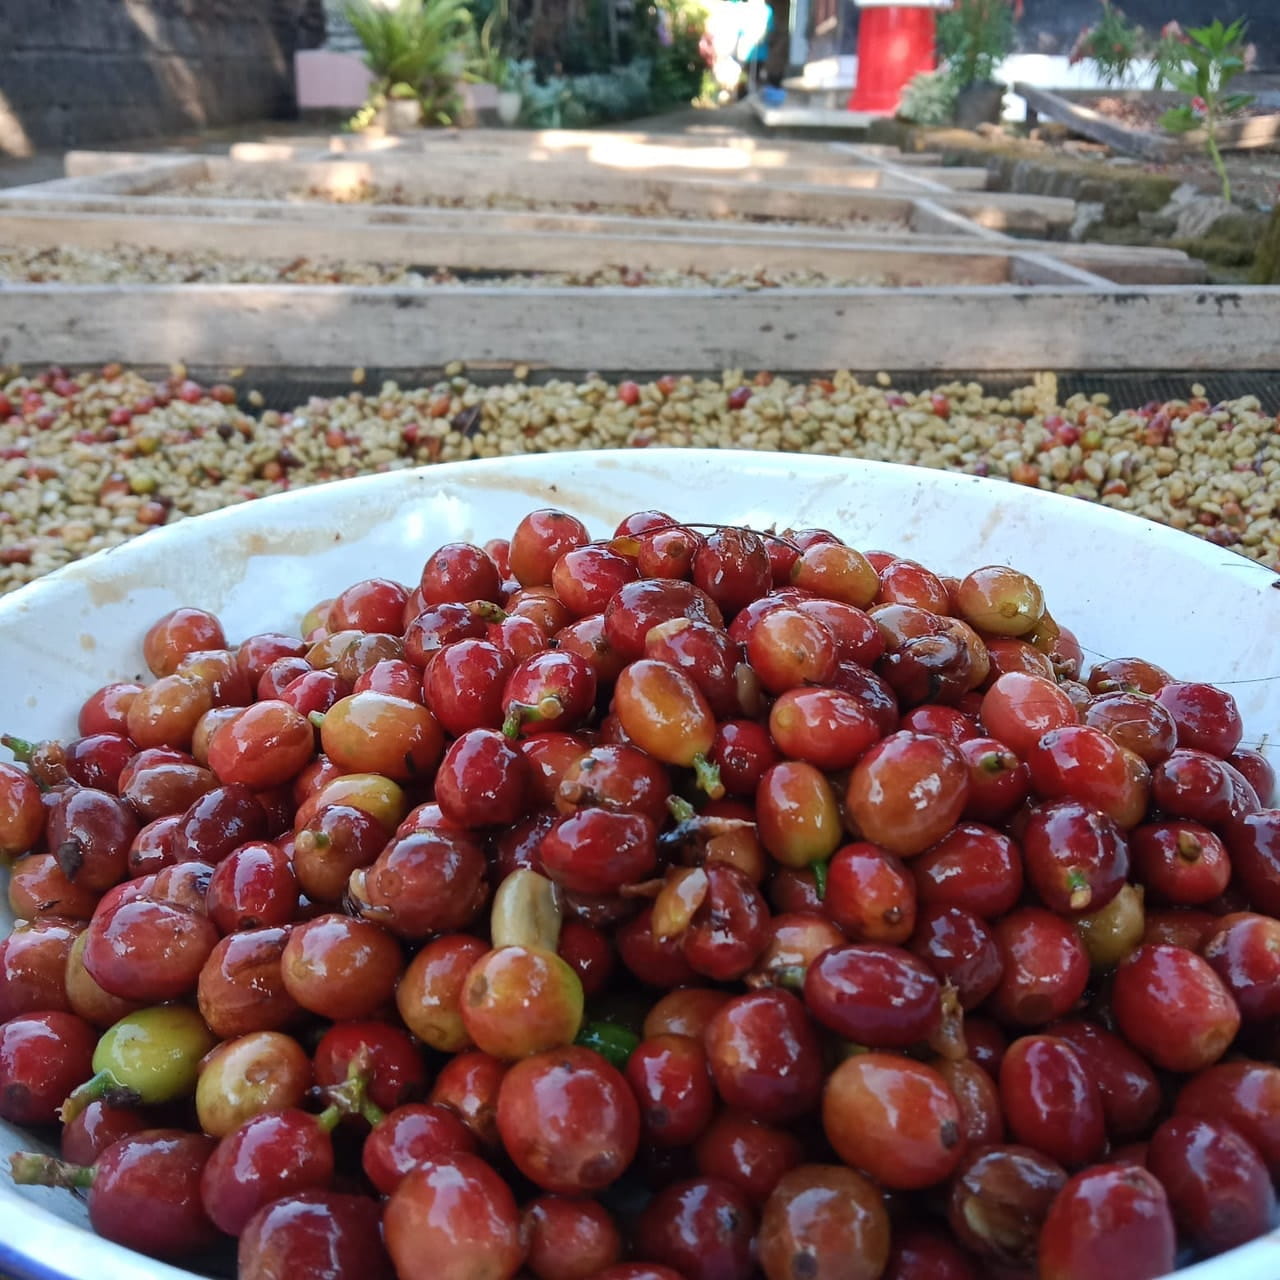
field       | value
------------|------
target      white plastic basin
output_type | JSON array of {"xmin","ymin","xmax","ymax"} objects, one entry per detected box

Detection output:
[{"xmin": 1, "ymin": 449, "xmax": 1277, "ymax": 1279}]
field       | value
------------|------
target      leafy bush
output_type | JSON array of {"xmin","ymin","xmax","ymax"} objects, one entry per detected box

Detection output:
[
  {"xmin": 638, "ymin": 0, "xmax": 710, "ymax": 110},
  {"xmin": 898, "ymin": 70, "xmax": 958, "ymax": 125},
  {"xmin": 345, "ymin": 0, "xmax": 475, "ymax": 123},
  {"xmin": 936, "ymin": 0, "xmax": 1015, "ymax": 90},
  {"xmin": 1068, "ymin": 2, "xmax": 1147, "ymax": 87},
  {"xmin": 567, "ymin": 59, "xmax": 654, "ymax": 122},
  {"xmin": 1158, "ymin": 19, "xmax": 1255, "ymax": 202}
]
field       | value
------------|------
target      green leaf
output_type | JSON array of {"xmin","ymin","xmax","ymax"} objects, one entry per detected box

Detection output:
[
  {"xmin": 1222, "ymin": 93, "xmax": 1257, "ymax": 114},
  {"xmin": 1160, "ymin": 106, "xmax": 1198, "ymax": 134}
]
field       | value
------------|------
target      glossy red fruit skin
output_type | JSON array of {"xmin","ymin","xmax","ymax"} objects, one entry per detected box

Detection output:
[
  {"xmin": 1175, "ymin": 1060, "xmax": 1280, "ymax": 1177},
  {"xmin": 1231, "ymin": 748, "xmax": 1276, "ymax": 806},
  {"xmin": 703, "ymin": 988, "xmax": 824, "ymax": 1123},
  {"xmin": 0, "ymin": 918, "xmax": 79, "ymax": 1022},
  {"xmin": 757, "ymin": 1163, "xmax": 891, "ymax": 1280},
  {"xmin": 604, "ymin": 578, "xmax": 724, "ymax": 662},
  {"xmin": 1020, "ymin": 799, "xmax": 1128, "ymax": 917},
  {"xmin": 1146, "ymin": 1115, "xmax": 1276, "ymax": 1257},
  {"xmin": 239, "ymin": 1190, "xmax": 393, "ymax": 1280},
  {"xmin": 625, "ymin": 1034, "xmax": 716, "ymax": 1148},
  {"xmin": 1000, "ymin": 1035, "xmax": 1107, "ymax": 1168},
  {"xmin": 909, "ymin": 905, "xmax": 1002, "ymax": 1010},
  {"xmin": 845, "ymin": 732, "xmax": 969, "ymax": 858},
  {"xmin": 1224, "ymin": 810, "xmax": 1280, "ymax": 916},
  {"xmin": 1202, "ymin": 911, "xmax": 1280, "ymax": 1021},
  {"xmin": 883, "ymin": 1224, "xmax": 980, "ymax": 1280},
  {"xmin": 1112, "ymin": 944, "xmax": 1240, "ymax": 1074},
  {"xmin": 523, "ymin": 1194, "xmax": 623, "ymax": 1280},
  {"xmin": 1048, "ymin": 1018, "xmax": 1161, "ymax": 1141},
  {"xmin": 634, "ymin": 1176, "xmax": 757, "ymax": 1280},
  {"xmin": 1130, "ymin": 820, "xmax": 1231, "ymax": 906},
  {"xmin": 496, "ymin": 1045, "xmax": 639, "ymax": 1193},
  {"xmin": 823, "ymin": 1053, "xmax": 964, "ymax": 1190},
  {"xmin": 1038, "ymin": 1164, "xmax": 1176, "ymax": 1280},
  {"xmin": 824, "ymin": 842, "xmax": 917, "ymax": 946},
  {"xmin": 82, "ymin": 898, "xmax": 219, "ymax": 1003},
  {"xmin": 804, "ymin": 943, "xmax": 941, "ymax": 1049},
  {"xmin": 1152, "ymin": 750, "xmax": 1260, "ymax": 827},
  {"xmin": 912, "ymin": 822, "xmax": 1023, "ymax": 920},
  {"xmin": 0, "ymin": 1009, "xmax": 97, "ymax": 1125},
  {"xmin": 383, "ymin": 1154, "xmax": 524, "ymax": 1280},
  {"xmin": 988, "ymin": 907, "xmax": 1090, "ymax": 1028},
  {"xmin": 1025, "ymin": 724, "xmax": 1146, "ymax": 827},
  {"xmin": 1155, "ymin": 681, "xmax": 1243, "ymax": 758},
  {"xmin": 433, "ymin": 728, "xmax": 529, "ymax": 828},
  {"xmin": 539, "ymin": 808, "xmax": 658, "ymax": 897},
  {"xmin": 767, "ymin": 686, "xmax": 882, "ymax": 772},
  {"xmin": 693, "ymin": 1110, "xmax": 804, "ymax": 1207},
  {"xmin": 89, "ymin": 1130, "xmax": 220, "ymax": 1261},
  {"xmin": 362, "ymin": 1103, "xmax": 478, "ymax": 1195}
]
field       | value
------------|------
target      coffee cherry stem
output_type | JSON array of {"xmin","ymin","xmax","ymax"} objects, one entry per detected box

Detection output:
[
  {"xmin": 60, "ymin": 1069, "xmax": 141, "ymax": 1125},
  {"xmin": 691, "ymin": 753, "xmax": 725, "ymax": 801},
  {"xmin": 9, "ymin": 1152, "xmax": 95, "ymax": 1190}
]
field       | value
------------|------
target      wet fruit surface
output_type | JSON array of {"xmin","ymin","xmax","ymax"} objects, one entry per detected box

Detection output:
[{"xmin": 1, "ymin": 505, "xmax": 1278, "ymax": 1280}]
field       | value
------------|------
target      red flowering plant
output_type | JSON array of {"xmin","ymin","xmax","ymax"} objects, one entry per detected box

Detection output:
[
  {"xmin": 1069, "ymin": 1, "xmax": 1147, "ymax": 86},
  {"xmin": 1158, "ymin": 18, "xmax": 1255, "ymax": 202}
]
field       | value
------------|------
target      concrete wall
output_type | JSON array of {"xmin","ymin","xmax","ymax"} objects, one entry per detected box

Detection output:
[{"xmin": 0, "ymin": 0, "xmax": 324, "ymax": 156}]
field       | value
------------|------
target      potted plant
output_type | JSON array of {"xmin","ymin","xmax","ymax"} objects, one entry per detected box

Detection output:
[
  {"xmin": 470, "ymin": 10, "xmax": 523, "ymax": 124},
  {"xmin": 385, "ymin": 80, "xmax": 424, "ymax": 129},
  {"xmin": 936, "ymin": 0, "xmax": 1015, "ymax": 127},
  {"xmin": 344, "ymin": 0, "xmax": 475, "ymax": 129}
]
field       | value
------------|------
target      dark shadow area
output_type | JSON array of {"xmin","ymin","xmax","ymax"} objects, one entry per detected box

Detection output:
[{"xmin": 0, "ymin": 0, "xmax": 327, "ymax": 156}]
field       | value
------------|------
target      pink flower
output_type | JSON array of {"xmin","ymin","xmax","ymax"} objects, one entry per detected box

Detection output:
[
  {"xmin": 1191, "ymin": 96, "xmax": 1207, "ymax": 115},
  {"xmin": 1161, "ymin": 20, "xmax": 1187, "ymax": 43}
]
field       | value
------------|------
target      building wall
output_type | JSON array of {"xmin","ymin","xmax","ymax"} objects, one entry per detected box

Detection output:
[{"xmin": 0, "ymin": 0, "xmax": 324, "ymax": 156}]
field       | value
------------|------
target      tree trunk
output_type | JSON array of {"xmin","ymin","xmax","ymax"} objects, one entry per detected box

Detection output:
[{"xmin": 1250, "ymin": 205, "xmax": 1280, "ymax": 285}]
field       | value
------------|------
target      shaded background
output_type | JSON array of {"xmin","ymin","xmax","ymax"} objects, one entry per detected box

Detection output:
[{"xmin": 0, "ymin": 0, "xmax": 1276, "ymax": 154}]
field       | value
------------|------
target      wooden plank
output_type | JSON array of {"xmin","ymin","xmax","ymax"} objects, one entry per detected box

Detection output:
[
  {"xmin": 3, "ymin": 283, "xmax": 1277, "ymax": 371},
  {"xmin": 4, "ymin": 157, "xmax": 210, "ymax": 198},
  {"xmin": 0, "ymin": 194, "xmax": 1201, "ymax": 281},
  {"xmin": 197, "ymin": 156, "xmax": 1073, "ymax": 233},
  {"xmin": 1012, "ymin": 84, "xmax": 1175, "ymax": 161},
  {"xmin": 0, "ymin": 190, "xmax": 916, "ymax": 235},
  {"xmin": 1009, "ymin": 253, "xmax": 1114, "ymax": 288},
  {"xmin": 0, "ymin": 210, "xmax": 1018, "ymax": 284},
  {"xmin": 909, "ymin": 198, "xmax": 1007, "ymax": 241},
  {"xmin": 1016, "ymin": 84, "xmax": 1280, "ymax": 157}
]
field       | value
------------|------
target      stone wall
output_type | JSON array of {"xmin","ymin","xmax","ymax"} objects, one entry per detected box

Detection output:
[{"xmin": 0, "ymin": 0, "xmax": 325, "ymax": 156}]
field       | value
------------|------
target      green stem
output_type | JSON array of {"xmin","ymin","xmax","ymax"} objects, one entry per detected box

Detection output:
[
  {"xmin": 1, "ymin": 734, "xmax": 34, "ymax": 763},
  {"xmin": 691, "ymin": 753, "xmax": 724, "ymax": 801},
  {"xmin": 812, "ymin": 858, "xmax": 829, "ymax": 902},
  {"xmin": 59, "ymin": 1070, "xmax": 141, "ymax": 1125},
  {"xmin": 1205, "ymin": 113, "xmax": 1231, "ymax": 202},
  {"xmin": 667, "ymin": 795, "xmax": 696, "ymax": 823},
  {"xmin": 9, "ymin": 1153, "xmax": 95, "ymax": 1190}
]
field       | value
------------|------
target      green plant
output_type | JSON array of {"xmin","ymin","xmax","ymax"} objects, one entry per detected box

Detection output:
[
  {"xmin": 936, "ymin": 0, "xmax": 1015, "ymax": 91},
  {"xmin": 345, "ymin": 0, "xmax": 475, "ymax": 125},
  {"xmin": 1068, "ymin": 2, "xmax": 1147, "ymax": 87},
  {"xmin": 1157, "ymin": 19, "xmax": 1255, "ymax": 203},
  {"xmin": 635, "ymin": 0, "xmax": 709, "ymax": 110},
  {"xmin": 898, "ymin": 70, "xmax": 959, "ymax": 125}
]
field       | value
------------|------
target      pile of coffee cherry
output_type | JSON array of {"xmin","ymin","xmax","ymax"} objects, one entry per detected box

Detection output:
[{"xmin": 1, "ymin": 507, "xmax": 1278, "ymax": 1280}]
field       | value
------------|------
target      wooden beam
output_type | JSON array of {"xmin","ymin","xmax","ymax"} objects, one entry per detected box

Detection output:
[
  {"xmin": 0, "ymin": 196, "xmax": 1203, "ymax": 281},
  {"xmin": 3, "ymin": 283, "xmax": 1276, "ymax": 371},
  {"xmin": 0, "ymin": 210, "xmax": 1018, "ymax": 284}
]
